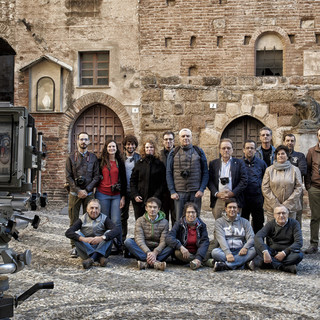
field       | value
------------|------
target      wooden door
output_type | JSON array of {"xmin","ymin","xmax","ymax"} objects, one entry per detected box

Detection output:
[
  {"xmin": 221, "ymin": 116, "xmax": 264, "ymax": 158},
  {"xmin": 71, "ymin": 104, "xmax": 124, "ymax": 157}
]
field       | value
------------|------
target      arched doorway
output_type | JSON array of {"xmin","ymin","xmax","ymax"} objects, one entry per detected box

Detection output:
[
  {"xmin": 221, "ymin": 116, "xmax": 265, "ymax": 158},
  {"xmin": 71, "ymin": 104, "xmax": 124, "ymax": 156},
  {"xmin": 0, "ymin": 38, "xmax": 16, "ymax": 103}
]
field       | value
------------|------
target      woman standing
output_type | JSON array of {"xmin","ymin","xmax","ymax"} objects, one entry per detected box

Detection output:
[
  {"xmin": 262, "ymin": 145, "xmax": 303, "ymax": 221},
  {"xmin": 130, "ymin": 139, "xmax": 166, "ymax": 219},
  {"xmin": 96, "ymin": 140, "xmax": 127, "ymax": 246}
]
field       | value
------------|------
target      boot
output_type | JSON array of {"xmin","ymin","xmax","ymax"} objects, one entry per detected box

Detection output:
[
  {"xmin": 137, "ymin": 260, "xmax": 148, "ymax": 270},
  {"xmin": 153, "ymin": 261, "xmax": 166, "ymax": 271}
]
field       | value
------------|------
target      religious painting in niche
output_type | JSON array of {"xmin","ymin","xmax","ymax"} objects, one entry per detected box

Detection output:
[{"xmin": 36, "ymin": 77, "xmax": 55, "ymax": 111}]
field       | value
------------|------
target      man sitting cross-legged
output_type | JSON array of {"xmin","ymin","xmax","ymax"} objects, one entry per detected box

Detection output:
[
  {"xmin": 65, "ymin": 199, "xmax": 120, "ymax": 269},
  {"xmin": 124, "ymin": 197, "xmax": 173, "ymax": 271},
  {"xmin": 254, "ymin": 205, "xmax": 303, "ymax": 274},
  {"xmin": 211, "ymin": 198, "xmax": 256, "ymax": 272}
]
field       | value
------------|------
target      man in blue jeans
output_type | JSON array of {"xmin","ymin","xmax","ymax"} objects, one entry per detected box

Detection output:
[
  {"xmin": 65, "ymin": 199, "xmax": 120, "ymax": 269},
  {"xmin": 255, "ymin": 205, "xmax": 303, "ymax": 274},
  {"xmin": 124, "ymin": 197, "xmax": 172, "ymax": 271},
  {"xmin": 211, "ymin": 199, "xmax": 256, "ymax": 272}
]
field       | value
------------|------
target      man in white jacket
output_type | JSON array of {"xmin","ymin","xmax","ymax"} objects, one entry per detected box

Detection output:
[{"xmin": 211, "ymin": 198, "xmax": 256, "ymax": 271}]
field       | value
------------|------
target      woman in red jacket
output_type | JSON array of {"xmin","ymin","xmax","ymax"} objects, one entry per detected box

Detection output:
[{"xmin": 96, "ymin": 140, "xmax": 127, "ymax": 247}]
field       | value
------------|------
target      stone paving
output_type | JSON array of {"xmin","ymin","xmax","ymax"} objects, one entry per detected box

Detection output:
[{"xmin": 4, "ymin": 204, "xmax": 320, "ymax": 320}]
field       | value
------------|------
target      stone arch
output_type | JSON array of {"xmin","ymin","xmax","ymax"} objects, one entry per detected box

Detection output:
[
  {"xmin": 65, "ymin": 92, "xmax": 135, "ymax": 153},
  {"xmin": 250, "ymin": 28, "xmax": 291, "ymax": 76},
  {"xmin": 66, "ymin": 91, "xmax": 134, "ymax": 135}
]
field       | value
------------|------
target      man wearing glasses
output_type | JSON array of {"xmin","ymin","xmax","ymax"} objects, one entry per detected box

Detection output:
[
  {"xmin": 256, "ymin": 127, "xmax": 276, "ymax": 166},
  {"xmin": 160, "ymin": 131, "xmax": 176, "ymax": 226},
  {"xmin": 254, "ymin": 205, "xmax": 303, "ymax": 274}
]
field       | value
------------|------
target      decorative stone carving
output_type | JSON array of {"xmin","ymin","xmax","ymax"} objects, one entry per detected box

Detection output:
[{"xmin": 291, "ymin": 96, "xmax": 320, "ymax": 128}]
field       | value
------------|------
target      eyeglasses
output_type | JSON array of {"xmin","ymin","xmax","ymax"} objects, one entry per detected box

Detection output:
[
  {"xmin": 275, "ymin": 212, "xmax": 288, "ymax": 216},
  {"xmin": 164, "ymin": 138, "xmax": 173, "ymax": 141}
]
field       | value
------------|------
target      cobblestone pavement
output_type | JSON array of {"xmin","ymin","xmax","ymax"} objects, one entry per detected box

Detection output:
[{"xmin": 4, "ymin": 204, "xmax": 320, "ymax": 320}]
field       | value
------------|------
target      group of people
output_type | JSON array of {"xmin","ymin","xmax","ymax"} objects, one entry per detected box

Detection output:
[{"xmin": 64, "ymin": 126, "xmax": 320, "ymax": 273}]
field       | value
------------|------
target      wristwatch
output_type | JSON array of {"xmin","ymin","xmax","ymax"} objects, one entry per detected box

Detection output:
[{"xmin": 101, "ymin": 235, "xmax": 106, "ymax": 240}]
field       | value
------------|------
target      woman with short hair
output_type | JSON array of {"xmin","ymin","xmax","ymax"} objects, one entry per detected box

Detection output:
[{"xmin": 262, "ymin": 145, "xmax": 303, "ymax": 221}]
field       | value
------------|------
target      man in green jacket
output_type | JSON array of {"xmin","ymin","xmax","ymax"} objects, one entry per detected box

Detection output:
[{"xmin": 124, "ymin": 197, "xmax": 172, "ymax": 270}]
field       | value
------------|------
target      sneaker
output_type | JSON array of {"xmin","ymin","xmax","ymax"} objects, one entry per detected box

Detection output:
[
  {"xmin": 280, "ymin": 265, "xmax": 297, "ymax": 274},
  {"xmin": 99, "ymin": 257, "xmax": 108, "ymax": 267},
  {"xmin": 70, "ymin": 248, "xmax": 78, "ymax": 258},
  {"xmin": 137, "ymin": 260, "xmax": 148, "ymax": 270},
  {"xmin": 213, "ymin": 261, "xmax": 229, "ymax": 272},
  {"xmin": 153, "ymin": 261, "xmax": 166, "ymax": 271},
  {"xmin": 304, "ymin": 246, "xmax": 318, "ymax": 254},
  {"xmin": 82, "ymin": 258, "xmax": 94, "ymax": 269},
  {"xmin": 190, "ymin": 260, "xmax": 201, "ymax": 270},
  {"xmin": 204, "ymin": 259, "xmax": 215, "ymax": 268},
  {"xmin": 246, "ymin": 260, "xmax": 255, "ymax": 271}
]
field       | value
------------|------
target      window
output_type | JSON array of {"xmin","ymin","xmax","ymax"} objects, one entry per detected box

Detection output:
[
  {"xmin": 256, "ymin": 33, "xmax": 283, "ymax": 76},
  {"xmin": 190, "ymin": 36, "xmax": 196, "ymax": 47},
  {"xmin": 80, "ymin": 51, "xmax": 109, "ymax": 86},
  {"xmin": 36, "ymin": 77, "xmax": 55, "ymax": 111}
]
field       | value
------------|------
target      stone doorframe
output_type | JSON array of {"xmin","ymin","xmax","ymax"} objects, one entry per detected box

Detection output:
[
  {"xmin": 200, "ymin": 95, "xmax": 286, "ymax": 158},
  {"xmin": 65, "ymin": 92, "xmax": 135, "ymax": 151}
]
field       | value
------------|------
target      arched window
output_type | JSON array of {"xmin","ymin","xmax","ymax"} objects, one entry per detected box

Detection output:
[
  {"xmin": 256, "ymin": 33, "xmax": 283, "ymax": 76},
  {"xmin": 36, "ymin": 77, "xmax": 55, "ymax": 111}
]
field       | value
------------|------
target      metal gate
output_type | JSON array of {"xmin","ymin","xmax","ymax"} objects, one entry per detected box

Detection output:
[{"xmin": 71, "ymin": 104, "xmax": 124, "ymax": 157}]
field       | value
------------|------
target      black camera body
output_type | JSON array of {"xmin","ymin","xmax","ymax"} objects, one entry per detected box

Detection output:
[
  {"xmin": 75, "ymin": 176, "xmax": 86, "ymax": 188},
  {"xmin": 220, "ymin": 177, "xmax": 230, "ymax": 185},
  {"xmin": 180, "ymin": 170, "xmax": 190, "ymax": 179},
  {"xmin": 111, "ymin": 183, "xmax": 121, "ymax": 192}
]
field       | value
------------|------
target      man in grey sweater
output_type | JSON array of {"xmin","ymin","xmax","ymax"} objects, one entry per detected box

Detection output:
[{"xmin": 211, "ymin": 198, "xmax": 256, "ymax": 271}]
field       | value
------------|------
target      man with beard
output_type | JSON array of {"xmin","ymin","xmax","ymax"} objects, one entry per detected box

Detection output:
[
  {"xmin": 66, "ymin": 132, "xmax": 100, "ymax": 257},
  {"xmin": 121, "ymin": 134, "xmax": 140, "ymax": 242}
]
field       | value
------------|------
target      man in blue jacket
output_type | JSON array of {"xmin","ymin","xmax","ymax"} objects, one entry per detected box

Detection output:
[
  {"xmin": 242, "ymin": 139, "xmax": 267, "ymax": 233},
  {"xmin": 208, "ymin": 138, "xmax": 248, "ymax": 219}
]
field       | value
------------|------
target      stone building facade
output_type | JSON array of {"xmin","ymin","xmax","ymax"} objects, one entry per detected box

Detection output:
[{"xmin": 1, "ymin": 0, "xmax": 320, "ymax": 200}]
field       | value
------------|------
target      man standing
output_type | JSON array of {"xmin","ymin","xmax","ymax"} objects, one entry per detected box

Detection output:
[
  {"xmin": 211, "ymin": 199, "xmax": 256, "ymax": 272},
  {"xmin": 66, "ymin": 132, "xmax": 100, "ymax": 257},
  {"xmin": 166, "ymin": 128, "xmax": 209, "ymax": 221},
  {"xmin": 208, "ymin": 138, "xmax": 247, "ymax": 220},
  {"xmin": 121, "ymin": 134, "xmax": 140, "ymax": 242},
  {"xmin": 283, "ymin": 133, "xmax": 307, "ymax": 227},
  {"xmin": 256, "ymin": 127, "xmax": 276, "ymax": 166},
  {"xmin": 242, "ymin": 139, "xmax": 267, "ymax": 233},
  {"xmin": 65, "ymin": 199, "xmax": 120, "ymax": 269},
  {"xmin": 159, "ymin": 131, "xmax": 176, "ymax": 226},
  {"xmin": 124, "ymin": 197, "xmax": 172, "ymax": 270},
  {"xmin": 255, "ymin": 205, "xmax": 303, "ymax": 273},
  {"xmin": 304, "ymin": 128, "xmax": 320, "ymax": 254}
]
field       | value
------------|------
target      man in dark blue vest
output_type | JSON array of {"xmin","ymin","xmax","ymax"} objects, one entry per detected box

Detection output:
[{"xmin": 166, "ymin": 128, "xmax": 209, "ymax": 221}]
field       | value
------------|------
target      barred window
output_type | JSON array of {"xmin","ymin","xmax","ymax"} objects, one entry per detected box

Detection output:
[{"xmin": 80, "ymin": 52, "xmax": 109, "ymax": 86}]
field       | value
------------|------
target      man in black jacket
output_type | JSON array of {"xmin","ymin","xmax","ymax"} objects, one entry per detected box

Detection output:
[
  {"xmin": 65, "ymin": 132, "xmax": 100, "ymax": 257},
  {"xmin": 254, "ymin": 205, "xmax": 303, "ymax": 274},
  {"xmin": 242, "ymin": 140, "xmax": 267, "ymax": 233},
  {"xmin": 65, "ymin": 199, "xmax": 120, "ymax": 269},
  {"xmin": 283, "ymin": 133, "xmax": 307, "ymax": 227},
  {"xmin": 208, "ymin": 138, "xmax": 247, "ymax": 219}
]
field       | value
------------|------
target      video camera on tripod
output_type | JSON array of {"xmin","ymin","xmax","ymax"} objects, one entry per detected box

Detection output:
[{"xmin": 0, "ymin": 103, "xmax": 53, "ymax": 319}]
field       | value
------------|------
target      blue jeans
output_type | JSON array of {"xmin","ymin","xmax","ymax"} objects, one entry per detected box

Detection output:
[
  {"xmin": 211, "ymin": 247, "xmax": 256, "ymax": 270},
  {"xmin": 124, "ymin": 238, "xmax": 173, "ymax": 262},
  {"xmin": 174, "ymin": 191, "xmax": 202, "ymax": 221},
  {"xmin": 74, "ymin": 232, "xmax": 112, "ymax": 260},
  {"xmin": 95, "ymin": 190, "xmax": 122, "ymax": 244}
]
